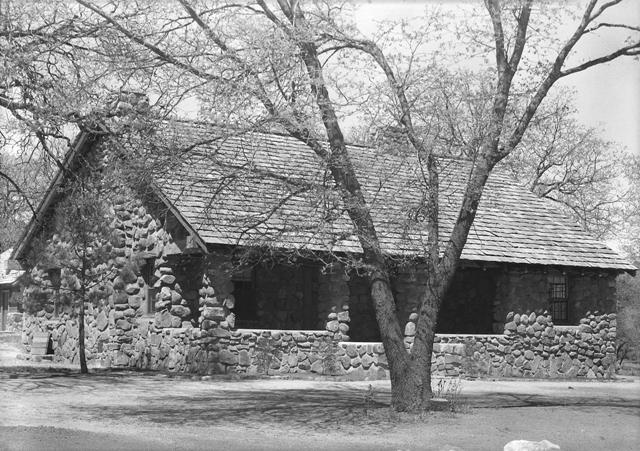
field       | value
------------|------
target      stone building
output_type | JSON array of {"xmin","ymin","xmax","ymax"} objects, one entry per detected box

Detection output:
[{"xmin": 12, "ymin": 120, "xmax": 636, "ymax": 377}]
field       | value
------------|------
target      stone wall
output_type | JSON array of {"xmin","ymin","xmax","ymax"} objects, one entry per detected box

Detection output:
[
  {"xmin": 22, "ymin": 305, "xmax": 108, "ymax": 365},
  {"xmin": 21, "ymin": 304, "xmax": 617, "ymax": 380},
  {"xmin": 229, "ymin": 329, "xmax": 338, "ymax": 374},
  {"xmin": 333, "ymin": 310, "xmax": 617, "ymax": 380},
  {"xmin": 407, "ymin": 310, "xmax": 617, "ymax": 379}
]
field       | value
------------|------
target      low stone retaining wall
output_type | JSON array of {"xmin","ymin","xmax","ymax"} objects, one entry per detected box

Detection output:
[
  {"xmin": 21, "ymin": 310, "xmax": 617, "ymax": 379},
  {"xmin": 421, "ymin": 311, "xmax": 617, "ymax": 379},
  {"xmin": 230, "ymin": 329, "xmax": 336, "ymax": 374},
  {"xmin": 500, "ymin": 311, "xmax": 617, "ymax": 378}
]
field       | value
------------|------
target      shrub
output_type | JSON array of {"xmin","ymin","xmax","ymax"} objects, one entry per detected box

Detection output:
[{"xmin": 432, "ymin": 377, "xmax": 465, "ymax": 412}]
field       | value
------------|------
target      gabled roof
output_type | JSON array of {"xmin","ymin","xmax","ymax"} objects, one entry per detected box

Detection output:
[
  {"xmin": 151, "ymin": 120, "xmax": 635, "ymax": 273},
  {"xmin": 13, "ymin": 119, "xmax": 636, "ymax": 274},
  {"xmin": 11, "ymin": 131, "xmax": 95, "ymax": 262}
]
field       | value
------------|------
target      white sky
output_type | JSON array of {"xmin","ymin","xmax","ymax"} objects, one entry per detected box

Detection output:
[{"xmin": 353, "ymin": 0, "xmax": 640, "ymax": 155}]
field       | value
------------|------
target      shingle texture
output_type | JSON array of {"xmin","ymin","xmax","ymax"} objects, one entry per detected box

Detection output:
[{"xmin": 145, "ymin": 120, "xmax": 634, "ymax": 272}]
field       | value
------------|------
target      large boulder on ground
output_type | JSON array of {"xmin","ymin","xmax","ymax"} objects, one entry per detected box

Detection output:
[{"xmin": 504, "ymin": 439, "xmax": 560, "ymax": 451}]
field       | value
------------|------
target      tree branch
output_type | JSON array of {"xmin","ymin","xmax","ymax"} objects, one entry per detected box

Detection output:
[
  {"xmin": 484, "ymin": 0, "xmax": 508, "ymax": 74},
  {"xmin": 586, "ymin": 22, "xmax": 640, "ymax": 34},
  {"xmin": 504, "ymin": 0, "xmax": 602, "ymax": 154},
  {"xmin": 75, "ymin": 0, "xmax": 220, "ymax": 84},
  {"xmin": 0, "ymin": 170, "xmax": 36, "ymax": 214},
  {"xmin": 560, "ymin": 42, "xmax": 640, "ymax": 77}
]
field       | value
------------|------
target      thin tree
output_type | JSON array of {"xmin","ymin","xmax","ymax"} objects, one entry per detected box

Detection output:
[{"xmin": 34, "ymin": 175, "xmax": 117, "ymax": 373}]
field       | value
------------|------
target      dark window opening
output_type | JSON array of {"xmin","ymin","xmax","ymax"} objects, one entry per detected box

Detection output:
[
  {"xmin": 1, "ymin": 290, "xmax": 8, "ymax": 331},
  {"xmin": 141, "ymin": 258, "xmax": 157, "ymax": 316},
  {"xmin": 47, "ymin": 267, "xmax": 61, "ymax": 317},
  {"xmin": 233, "ymin": 269, "xmax": 258, "ymax": 328},
  {"xmin": 347, "ymin": 274, "xmax": 380, "ymax": 341},
  {"xmin": 549, "ymin": 273, "xmax": 568, "ymax": 324}
]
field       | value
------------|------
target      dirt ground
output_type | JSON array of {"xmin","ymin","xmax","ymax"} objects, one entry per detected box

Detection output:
[{"xmin": 1, "ymin": 340, "xmax": 639, "ymax": 451}]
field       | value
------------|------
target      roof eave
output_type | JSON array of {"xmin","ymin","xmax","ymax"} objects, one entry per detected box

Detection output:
[{"xmin": 150, "ymin": 183, "xmax": 209, "ymax": 255}]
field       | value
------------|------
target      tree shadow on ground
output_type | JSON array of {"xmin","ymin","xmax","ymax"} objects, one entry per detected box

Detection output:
[
  {"xmin": 70, "ymin": 383, "xmax": 639, "ymax": 434},
  {"xmin": 71, "ymin": 386, "xmax": 402, "ymax": 434},
  {"xmin": 0, "ymin": 368, "xmax": 161, "ymax": 391},
  {"xmin": 5, "ymin": 369, "xmax": 639, "ymax": 434}
]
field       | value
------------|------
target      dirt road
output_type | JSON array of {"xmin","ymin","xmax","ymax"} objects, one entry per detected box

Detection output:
[{"xmin": 1, "ymin": 339, "xmax": 639, "ymax": 450}]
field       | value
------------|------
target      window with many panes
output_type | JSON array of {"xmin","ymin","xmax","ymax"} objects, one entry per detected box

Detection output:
[{"xmin": 548, "ymin": 273, "xmax": 568, "ymax": 324}]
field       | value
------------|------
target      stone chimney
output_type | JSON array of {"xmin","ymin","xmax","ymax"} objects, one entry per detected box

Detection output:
[
  {"xmin": 373, "ymin": 125, "xmax": 411, "ymax": 154},
  {"xmin": 110, "ymin": 91, "xmax": 150, "ymax": 116}
]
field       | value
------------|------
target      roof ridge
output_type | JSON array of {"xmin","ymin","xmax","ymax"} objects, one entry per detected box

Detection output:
[{"xmin": 165, "ymin": 116, "xmax": 481, "ymax": 162}]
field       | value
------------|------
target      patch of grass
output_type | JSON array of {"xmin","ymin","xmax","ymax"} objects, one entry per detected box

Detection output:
[
  {"xmin": 359, "ymin": 380, "xmax": 469, "ymax": 425},
  {"xmin": 363, "ymin": 384, "xmax": 375, "ymax": 417},
  {"xmin": 433, "ymin": 377, "xmax": 468, "ymax": 413}
]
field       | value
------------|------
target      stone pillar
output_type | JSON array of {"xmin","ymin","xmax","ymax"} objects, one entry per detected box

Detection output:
[
  {"xmin": 318, "ymin": 263, "xmax": 350, "ymax": 340},
  {"xmin": 404, "ymin": 312, "xmax": 417, "ymax": 351},
  {"xmin": 326, "ymin": 307, "xmax": 350, "ymax": 340},
  {"xmin": 153, "ymin": 263, "xmax": 186, "ymax": 329},
  {"xmin": 198, "ymin": 254, "xmax": 234, "ymax": 336}
]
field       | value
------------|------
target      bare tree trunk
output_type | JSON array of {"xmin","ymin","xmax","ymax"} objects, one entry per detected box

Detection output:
[
  {"xmin": 79, "ymin": 257, "xmax": 88, "ymax": 374},
  {"xmin": 369, "ymin": 274, "xmax": 420, "ymax": 411},
  {"xmin": 292, "ymin": 25, "xmax": 441, "ymax": 411},
  {"xmin": 412, "ymin": 289, "xmax": 443, "ymax": 407},
  {"xmin": 78, "ymin": 295, "xmax": 88, "ymax": 374},
  {"xmin": 374, "ymin": 275, "xmax": 445, "ymax": 411}
]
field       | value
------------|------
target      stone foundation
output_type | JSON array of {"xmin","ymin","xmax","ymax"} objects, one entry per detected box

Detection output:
[{"xmin": 21, "ymin": 309, "xmax": 617, "ymax": 380}]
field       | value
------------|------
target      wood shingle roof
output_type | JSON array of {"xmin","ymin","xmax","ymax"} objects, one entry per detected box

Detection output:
[{"xmin": 148, "ymin": 120, "xmax": 635, "ymax": 273}]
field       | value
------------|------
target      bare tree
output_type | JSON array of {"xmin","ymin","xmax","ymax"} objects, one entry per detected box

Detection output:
[
  {"xmin": 499, "ymin": 94, "xmax": 626, "ymax": 238},
  {"xmin": 352, "ymin": 71, "xmax": 629, "ymax": 241}
]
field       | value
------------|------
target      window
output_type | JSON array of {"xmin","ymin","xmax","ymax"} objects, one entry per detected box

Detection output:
[
  {"xmin": 141, "ymin": 258, "xmax": 157, "ymax": 316},
  {"xmin": 47, "ymin": 267, "xmax": 61, "ymax": 317},
  {"xmin": 1, "ymin": 290, "xmax": 8, "ymax": 331},
  {"xmin": 548, "ymin": 273, "xmax": 568, "ymax": 324}
]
